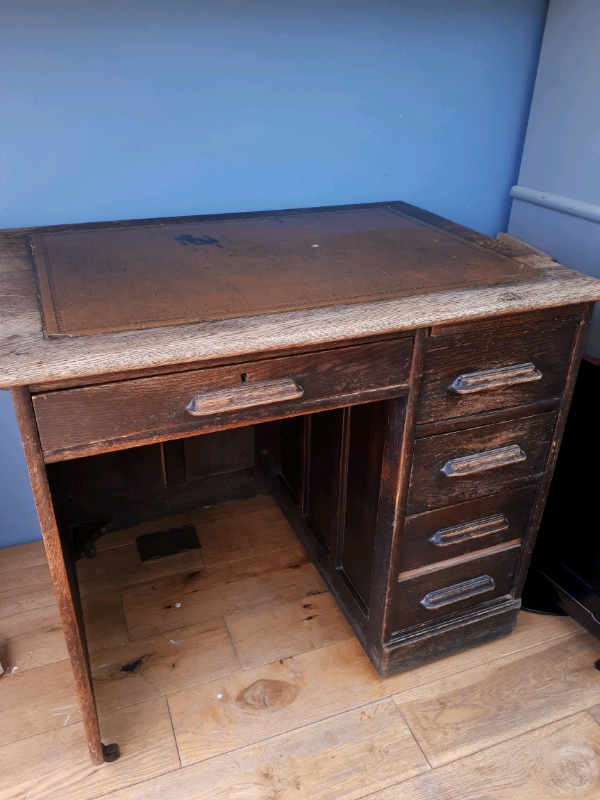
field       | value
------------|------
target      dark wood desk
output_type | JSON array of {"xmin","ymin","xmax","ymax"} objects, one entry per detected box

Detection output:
[{"xmin": 2, "ymin": 201, "xmax": 599, "ymax": 765}]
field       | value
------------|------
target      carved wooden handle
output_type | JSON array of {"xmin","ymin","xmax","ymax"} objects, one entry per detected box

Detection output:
[
  {"xmin": 420, "ymin": 575, "xmax": 495, "ymax": 610},
  {"xmin": 430, "ymin": 514, "xmax": 509, "ymax": 546},
  {"xmin": 441, "ymin": 444, "xmax": 526, "ymax": 477},
  {"xmin": 186, "ymin": 378, "xmax": 304, "ymax": 416},
  {"xmin": 450, "ymin": 362, "xmax": 542, "ymax": 394}
]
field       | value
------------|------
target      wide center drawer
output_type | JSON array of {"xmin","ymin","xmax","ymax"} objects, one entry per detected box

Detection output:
[
  {"xmin": 33, "ymin": 337, "xmax": 413, "ymax": 456},
  {"xmin": 407, "ymin": 411, "xmax": 557, "ymax": 514}
]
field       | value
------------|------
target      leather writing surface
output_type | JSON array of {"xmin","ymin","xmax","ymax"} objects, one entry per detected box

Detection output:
[{"xmin": 30, "ymin": 206, "xmax": 538, "ymax": 336}]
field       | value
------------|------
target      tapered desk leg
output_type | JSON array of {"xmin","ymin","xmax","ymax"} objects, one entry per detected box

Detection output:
[{"xmin": 12, "ymin": 387, "xmax": 118, "ymax": 766}]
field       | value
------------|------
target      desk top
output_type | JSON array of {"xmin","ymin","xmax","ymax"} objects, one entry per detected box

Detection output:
[
  {"xmin": 30, "ymin": 205, "xmax": 535, "ymax": 337},
  {"xmin": 1, "ymin": 201, "xmax": 599, "ymax": 389}
]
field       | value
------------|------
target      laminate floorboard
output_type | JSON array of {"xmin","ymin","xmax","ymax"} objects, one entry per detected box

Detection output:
[
  {"xmin": 1, "ymin": 497, "xmax": 597, "ymax": 800},
  {"xmin": 121, "ymin": 546, "xmax": 318, "ymax": 640},
  {"xmin": 0, "ymin": 539, "xmax": 47, "ymax": 573},
  {"xmin": 76, "ymin": 543, "xmax": 206, "ymax": 598},
  {"xmin": 394, "ymin": 631, "xmax": 600, "ymax": 767},
  {"xmin": 90, "ymin": 618, "xmax": 240, "ymax": 713},
  {"xmin": 364, "ymin": 711, "xmax": 600, "ymax": 800},
  {"xmin": 101, "ymin": 700, "xmax": 430, "ymax": 800},
  {"xmin": 224, "ymin": 586, "xmax": 353, "ymax": 669},
  {"xmin": 0, "ymin": 697, "xmax": 179, "ymax": 800},
  {"xmin": 0, "ymin": 658, "xmax": 81, "ymax": 745},
  {"xmin": 1, "ymin": 592, "xmax": 129, "ymax": 674}
]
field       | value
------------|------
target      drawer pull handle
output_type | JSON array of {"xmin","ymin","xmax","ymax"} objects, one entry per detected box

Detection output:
[
  {"xmin": 430, "ymin": 514, "xmax": 509, "ymax": 546},
  {"xmin": 450, "ymin": 362, "xmax": 542, "ymax": 394},
  {"xmin": 441, "ymin": 444, "xmax": 526, "ymax": 477},
  {"xmin": 186, "ymin": 378, "xmax": 304, "ymax": 416},
  {"xmin": 420, "ymin": 575, "xmax": 495, "ymax": 610}
]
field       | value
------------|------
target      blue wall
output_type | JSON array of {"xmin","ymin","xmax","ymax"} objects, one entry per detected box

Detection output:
[
  {"xmin": 0, "ymin": 0, "xmax": 548, "ymax": 546},
  {"xmin": 0, "ymin": 392, "xmax": 40, "ymax": 548}
]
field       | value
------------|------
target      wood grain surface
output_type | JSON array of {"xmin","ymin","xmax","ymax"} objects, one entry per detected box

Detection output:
[
  {"xmin": 0, "ymin": 697, "xmax": 179, "ymax": 800},
  {"xmin": 92, "ymin": 495, "xmax": 297, "ymax": 566},
  {"xmin": 393, "ymin": 543, "xmax": 520, "ymax": 631},
  {"xmin": 102, "ymin": 700, "xmax": 430, "ymax": 800},
  {"xmin": 120, "ymin": 546, "xmax": 320, "ymax": 640},
  {"xmin": 75, "ymin": 542, "xmax": 206, "ymax": 598},
  {"xmin": 1, "ymin": 591, "xmax": 128, "ymax": 673},
  {"xmin": 0, "ymin": 658, "xmax": 81, "ymax": 745},
  {"xmin": 1, "ymin": 496, "xmax": 594, "ymax": 800},
  {"xmin": 0, "ymin": 539, "xmax": 48, "ymax": 573},
  {"xmin": 0, "ymin": 562, "xmax": 55, "ymax": 618},
  {"xmin": 1, "ymin": 202, "xmax": 599, "ymax": 388},
  {"xmin": 407, "ymin": 411, "xmax": 558, "ymax": 513},
  {"xmin": 368, "ymin": 712, "xmax": 600, "ymax": 800},
  {"xmin": 224, "ymin": 588, "xmax": 353, "ymax": 669},
  {"xmin": 417, "ymin": 312, "xmax": 578, "ymax": 423},
  {"xmin": 394, "ymin": 632, "xmax": 600, "ymax": 767},
  {"xmin": 400, "ymin": 486, "xmax": 537, "ymax": 572},
  {"xmin": 167, "ymin": 612, "xmax": 581, "ymax": 767},
  {"xmin": 90, "ymin": 619, "xmax": 240, "ymax": 714},
  {"xmin": 11, "ymin": 387, "xmax": 104, "ymax": 765},
  {"xmin": 32, "ymin": 337, "xmax": 412, "ymax": 458}
]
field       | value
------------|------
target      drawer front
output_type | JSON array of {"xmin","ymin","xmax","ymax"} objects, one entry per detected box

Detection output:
[
  {"xmin": 400, "ymin": 486, "xmax": 537, "ymax": 572},
  {"xmin": 417, "ymin": 314, "xmax": 578, "ymax": 424},
  {"xmin": 407, "ymin": 412, "xmax": 557, "ymax": 515},
  {"xmin": 33, "ymin": 337, "xmax": 413, "ymax": 454},
  {"xmin": 393, "ymin": 543, "xmax": 520, "ymax": 632}
]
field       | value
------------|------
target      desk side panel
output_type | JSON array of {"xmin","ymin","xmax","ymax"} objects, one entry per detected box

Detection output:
[{"xmin": 10, "ymin": 387, "xmax": 105, "ymax": 765}]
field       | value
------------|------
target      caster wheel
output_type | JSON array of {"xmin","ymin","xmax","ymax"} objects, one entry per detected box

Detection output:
[
  {"xmin": 102, "ymin": 742, "xmax": 121, "ymax": 762},
  {"xmin": 84, "ymin": 544, "xmax": 97, "ymax": 560}
]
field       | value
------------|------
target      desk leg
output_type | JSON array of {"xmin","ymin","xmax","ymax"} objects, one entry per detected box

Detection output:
[{"xmin": 12, "ymin": 387, "xmax": 119, "ymax": 766}]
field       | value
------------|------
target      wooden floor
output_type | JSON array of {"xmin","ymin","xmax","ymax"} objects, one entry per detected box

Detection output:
[{"xmin": 2, "ymin": 495, "xmax": 600, "ymax": 799}]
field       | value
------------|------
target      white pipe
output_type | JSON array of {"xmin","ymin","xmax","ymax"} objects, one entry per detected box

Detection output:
[{"xmin": 510, "ymin": 185, "xmax": 600, "ymax": 224}]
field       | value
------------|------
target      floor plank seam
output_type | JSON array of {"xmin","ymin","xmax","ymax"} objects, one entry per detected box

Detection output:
[
  {"xmin": 202, "ymin": 545, "xmax": 306, "ymax": 574},
  {"xmin": 585, "ymin": 708, "xmax": 600, "ymax": 727},
  {"xmin": 0, "ymin": 709, "xmax": 81, "ymax": 750},
  {"xmin": 202, "ymin": 542, "xmax": 310, "ymax": 570},
  {"xmin": 395, "ymin": 705, "xmax": 600, "ymax": 773},
  {"xmin": 395, "ymin": 704, "xmax": 434, "ymax": 770},
  {"xmin": 164, "ymin": 694, "xmax": 426, "ymax": 772},
  {"xmin": 165, "ymin": 695, "xmax": 184, "ymax": 770},
  {"xmin": 116, "ymin": 590, "xmax": 132, "ymax": 644},
  {"xmin": 350, "ymin": 710, "xmax": 600, "ymax": 800},
  {"xmin": 385, "ymin": 629, "xmax": 583, "ymax": 702},
  {"xmin": 67, "ymin": 631, "xmax": 599, "ymax": 778},
  {"xmin": 221, "ymin": 615, "xmax": 244, "ymax": 673},
  {"xmin": 138, "ymin": 628, "xmax": 584, "ymax": 729}
]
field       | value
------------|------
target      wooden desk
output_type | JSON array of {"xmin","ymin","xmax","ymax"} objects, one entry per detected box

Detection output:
[{"xmin": 2, "ymin": 201, "xmax": 599, "ymax": 765}]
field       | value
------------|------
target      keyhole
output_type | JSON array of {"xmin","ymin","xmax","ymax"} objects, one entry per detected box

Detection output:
[{"xmin": 241, "ymin": 373, "xmax": 249, "ymax": 383}]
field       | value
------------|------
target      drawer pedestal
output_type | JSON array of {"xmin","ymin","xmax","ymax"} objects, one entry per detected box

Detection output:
[{"xmin": 273, "ymin": 307, "xmax": 590, "ymax": 676}]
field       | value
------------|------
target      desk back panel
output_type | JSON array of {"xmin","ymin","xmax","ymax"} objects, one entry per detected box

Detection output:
[{"xmin": 49, "ymin": 427, "xmax": 264, "ymax": 557}]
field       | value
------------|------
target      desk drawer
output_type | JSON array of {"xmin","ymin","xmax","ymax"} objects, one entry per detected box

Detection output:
[
  {"xmin": 417, "ymin": 314, "xmax": 578, "ymax": 424},
  {"xmin": 400, "ymin": 486, "xmax": 537, "ymax": 572},
  {"xmin": 393, "ymin": 543, "xmax": 521, "ymax": 632},
  {"xmin": 407, "ymin": 411, "xmax": 557, "ymax": 515},
  {"xmin": 33, "ymin": 337, "xmax": 413, "ymax": 456}
]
